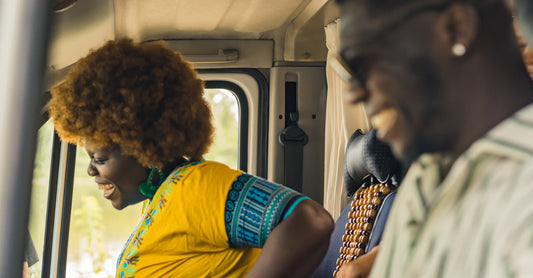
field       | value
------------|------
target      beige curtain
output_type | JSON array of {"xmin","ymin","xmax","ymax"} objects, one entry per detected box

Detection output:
[{"xmin": 323, "ymin": 20, "xmax": 371, "ymax": 219}]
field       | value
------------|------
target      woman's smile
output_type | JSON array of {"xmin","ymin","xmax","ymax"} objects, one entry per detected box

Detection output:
[
  {"xmin": 98, "ymin": 183, "xmax": 116, "ymax": 199},
  {"xmin": 85, "ymin": 141, "xmax": 150, "ymax": 210}
]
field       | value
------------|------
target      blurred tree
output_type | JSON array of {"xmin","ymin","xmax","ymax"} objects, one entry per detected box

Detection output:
[
  {"xmin": 72, "ymin": 196, "xmax": 112, "ymax": 277},
  {"xmin": 204, "ymin": 89, "xmax": 239, "ymax": 168}
]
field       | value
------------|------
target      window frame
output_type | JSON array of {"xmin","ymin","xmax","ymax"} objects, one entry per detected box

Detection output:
[{"xmin": 199, "ymin": 69, "xmax": 269, "ymax": 178}]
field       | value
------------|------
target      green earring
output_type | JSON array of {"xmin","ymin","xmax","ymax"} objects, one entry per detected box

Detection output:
[{"xmin": 139, "ymin": 167, "xmax": 165, "ymax": 198}]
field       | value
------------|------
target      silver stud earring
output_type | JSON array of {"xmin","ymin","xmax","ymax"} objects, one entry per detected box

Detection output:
[{"xmin": 452, "ymin": 43, "xmax": 466, "ymax": 57}]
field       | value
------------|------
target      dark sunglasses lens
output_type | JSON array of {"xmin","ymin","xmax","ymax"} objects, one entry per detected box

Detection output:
[
  {"xmin": 332, "ymin": 55, "xmax": 364, "ymax": 87},
  {"xmin": 331, "ymin": 56, "xmax": 353, "ymax": 81}
]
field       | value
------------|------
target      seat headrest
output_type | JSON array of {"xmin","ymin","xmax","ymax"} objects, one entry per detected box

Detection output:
[{"xmin": 343, "ymin": 129, "xmax": 402, "ymax": 197}]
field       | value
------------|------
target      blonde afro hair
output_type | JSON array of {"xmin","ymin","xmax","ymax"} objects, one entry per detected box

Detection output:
[{"xmin": 48, "ymin": 38, "xmax": 214, "ymax": 168}]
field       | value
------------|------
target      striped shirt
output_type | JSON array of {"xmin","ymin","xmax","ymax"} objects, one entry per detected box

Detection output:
[{"xmin": 370, "ymin": 104, "xmax": 533, "ymax": 278}]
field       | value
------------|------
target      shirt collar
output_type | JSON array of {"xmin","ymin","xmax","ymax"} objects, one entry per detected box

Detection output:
[
  {"xmin": 408, "ymin": 102, "xmax": 533, "ymax": 184},
  {"xmin": 467, "ymin": 103, "xmax": 533, "ymax": 161}
]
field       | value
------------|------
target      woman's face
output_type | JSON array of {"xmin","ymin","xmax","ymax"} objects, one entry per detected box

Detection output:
[{"xmin": 85, "ymin": 141, "xmax": 150, "ymax": 210}]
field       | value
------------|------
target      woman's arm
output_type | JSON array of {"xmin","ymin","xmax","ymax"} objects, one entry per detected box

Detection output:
[{"xmin": 245, "ymin": 199, "xmax": 334, "ymax": 278}]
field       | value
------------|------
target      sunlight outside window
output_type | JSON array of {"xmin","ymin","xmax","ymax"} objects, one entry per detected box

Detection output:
[{"xmin": 28, "ymin": 120, "xmax": 53, "ymax": 278}]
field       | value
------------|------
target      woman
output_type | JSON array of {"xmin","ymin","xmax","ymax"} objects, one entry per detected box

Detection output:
[{"xmin": 47, "ymin": 38, "xmax": 333, "ymax": 277}]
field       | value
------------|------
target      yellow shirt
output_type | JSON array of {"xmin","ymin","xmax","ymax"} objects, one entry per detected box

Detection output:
[{"xmin": 116, "ymin": 161, "xmax": 261, "ymax": 277}]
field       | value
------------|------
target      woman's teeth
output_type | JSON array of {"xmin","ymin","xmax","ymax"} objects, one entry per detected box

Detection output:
[
  {"xmin": 98, "ymin": 184, "xmax": 116, "ymax": 198},
  {"xmin": 98, "ymin": 184, "xmax": 114, "ymax": 190}
]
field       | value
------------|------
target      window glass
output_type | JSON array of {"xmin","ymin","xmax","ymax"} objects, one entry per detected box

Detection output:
[
  {"xmin": 66, "ymin": 147, "xmax": 141, "ymax": 277},
  {"xmin": 64, "ymin": 87, "xmax": 240, "ymax": 276},
  {"xmin": 28, "ymin": 120, "xmax": 54, "ymax": 278},
  {"xmin": 203, "ymin": 88, "xmax": 240, "ymax": 168}
]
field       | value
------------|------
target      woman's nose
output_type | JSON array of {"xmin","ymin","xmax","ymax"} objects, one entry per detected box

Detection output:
[{"xmin": 87, "ymin": 163, "xmax": 98, "ymax": 176}]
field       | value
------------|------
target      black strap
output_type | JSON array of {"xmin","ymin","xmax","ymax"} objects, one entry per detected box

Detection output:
[
  {"xmin": 279, "ymin": 81, "xmax": 308, "ymax": 192},
  {"xmin": 279, "ymin": 125, "xmax": 308, "ymax": 192}
]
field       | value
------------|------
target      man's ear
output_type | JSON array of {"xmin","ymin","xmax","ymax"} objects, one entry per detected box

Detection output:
[{"xmin": 435, "ymin": 3, "xmax": 478, "ymax": 57}]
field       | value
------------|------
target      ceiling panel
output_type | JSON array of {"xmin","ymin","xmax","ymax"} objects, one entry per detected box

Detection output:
[
  {"xmin": 47, "ymin": 0, "xmax": 114, "ymax": 70},
  {"xmin": 114, "ymin": 0, "xmax": 311, "ymax": 41},
  {"xmin": 47, "ymin": 0, "xmax": 334, "ymax": 75},
  {"xmin": 218, "ymin": 0, "xmax": 309, "ymax": 33}
]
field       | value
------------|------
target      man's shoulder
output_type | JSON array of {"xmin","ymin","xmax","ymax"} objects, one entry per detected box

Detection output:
[{"xmin": 467, "ymin": 104, "xmax": 533, "ymax": 162}]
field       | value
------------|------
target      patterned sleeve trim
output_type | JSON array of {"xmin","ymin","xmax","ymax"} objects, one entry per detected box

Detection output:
[
  {"xmin": 224, "ymin": 173, "xmax": 307, "ymax": 248},
  {"xmin": 281, "ymin": 196, "xmax": 309, "ymax": 221}
]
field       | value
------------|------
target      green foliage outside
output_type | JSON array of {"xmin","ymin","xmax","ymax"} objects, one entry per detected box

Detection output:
[
  {"xmin": 71, "ymin": 196, "xmax": 111, "ymax": 276},
  {"xmin": 204, "ymin": 88, "xmax": 240, "ymax": 168}
]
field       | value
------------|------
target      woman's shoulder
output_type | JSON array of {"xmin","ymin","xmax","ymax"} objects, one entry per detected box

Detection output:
[
  {"xmin": 168, "ymin": 161, "xmax": 245, "ymax": 202},
  {"xmin": 175, "ymin": 160, "xmax": 244, "ymax": 182},
  {"xmin": 190, "ymin": 160, "xmax": 240, "ymax": 172}
]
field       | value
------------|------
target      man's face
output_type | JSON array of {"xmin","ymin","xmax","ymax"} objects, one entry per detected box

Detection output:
[{"xmin": 338, "ymin": 1, "xmax": 455, "ymax": 163}]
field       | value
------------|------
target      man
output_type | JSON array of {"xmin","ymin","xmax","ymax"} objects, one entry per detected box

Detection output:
[{"xmin": 334, "ymin": 0, "xmax": 533, "ymax": 277}]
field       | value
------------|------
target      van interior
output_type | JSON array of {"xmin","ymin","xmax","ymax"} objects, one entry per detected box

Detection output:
[{"xmin": 1, "ymin": 0, "xmax": 377, "ymax": 277}]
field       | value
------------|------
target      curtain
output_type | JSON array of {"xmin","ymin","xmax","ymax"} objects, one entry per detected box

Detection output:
[{"xmin": 323, "ymin": 20, "xmax": 371, "ymax": 219}]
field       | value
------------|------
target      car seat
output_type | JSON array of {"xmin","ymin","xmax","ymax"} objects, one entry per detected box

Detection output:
[{"xmin": 311, "ymin": 129, "xmax": 403, "ymax": 277}]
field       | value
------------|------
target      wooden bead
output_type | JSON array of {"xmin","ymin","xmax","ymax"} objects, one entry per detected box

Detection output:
[
  {"xmin": 364, "ymin": 210, "xmax": 373, "ymax": 217},
  {"xmin": 356, "ymin": 235, "xmax": 369, "ymax": 243},
  {"xmin": 342, "ymin": 247, "xmax": 350, "ymax": 255},
  {"xmin": 371, "ymin": 197, "xmax": 382, "ymax": 205},
  {"xmin": 338, "ymin": 183, "xmax": 395, "ymax": 272},
  {"xmin": 352, "ymin": 242, "xmax": 365, "ymax": 249}
]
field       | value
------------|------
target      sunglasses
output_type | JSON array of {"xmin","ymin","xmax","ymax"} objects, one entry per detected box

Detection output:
[{"xmin": 333, "ymin": 2, "xmax": 450, "ymax": 88}]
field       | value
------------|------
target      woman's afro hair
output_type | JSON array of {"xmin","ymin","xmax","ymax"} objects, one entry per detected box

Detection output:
[{"xmin": 47, "ymin": 38, "xmax": 214, "ymax": 168}]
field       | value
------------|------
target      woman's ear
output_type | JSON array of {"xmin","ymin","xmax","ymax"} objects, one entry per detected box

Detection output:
[{"xmin": 435, "ymin": 3, "xmax": 478, "ymax": 57}]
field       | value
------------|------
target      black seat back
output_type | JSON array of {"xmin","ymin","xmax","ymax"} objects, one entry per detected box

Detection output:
[{"xmin": 312, "ymin": 129, "xmax": 402, "ymax": 277}]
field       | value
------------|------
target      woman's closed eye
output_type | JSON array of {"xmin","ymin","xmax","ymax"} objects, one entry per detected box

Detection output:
[{"xmin": 93, "ymin": 158, "xmax": 108, "ymax": 165}]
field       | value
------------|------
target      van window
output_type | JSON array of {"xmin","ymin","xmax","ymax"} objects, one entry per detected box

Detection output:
[
  {"xmin": 28, "ymin": 120, "xmax": 54, "ymax": 277},
  {"xmin": 203, "ymin": 88, "xmax": 240, "ymax": 169},
  {"xmin": 65, "ymin": 146, "xmax": 140, "ymax": 277}
]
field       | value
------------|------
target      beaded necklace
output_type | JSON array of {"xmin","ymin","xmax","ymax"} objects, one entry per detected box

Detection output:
[{"xmin": 333, "ymin": 179, "xmax": 396, "ymax": 277}]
